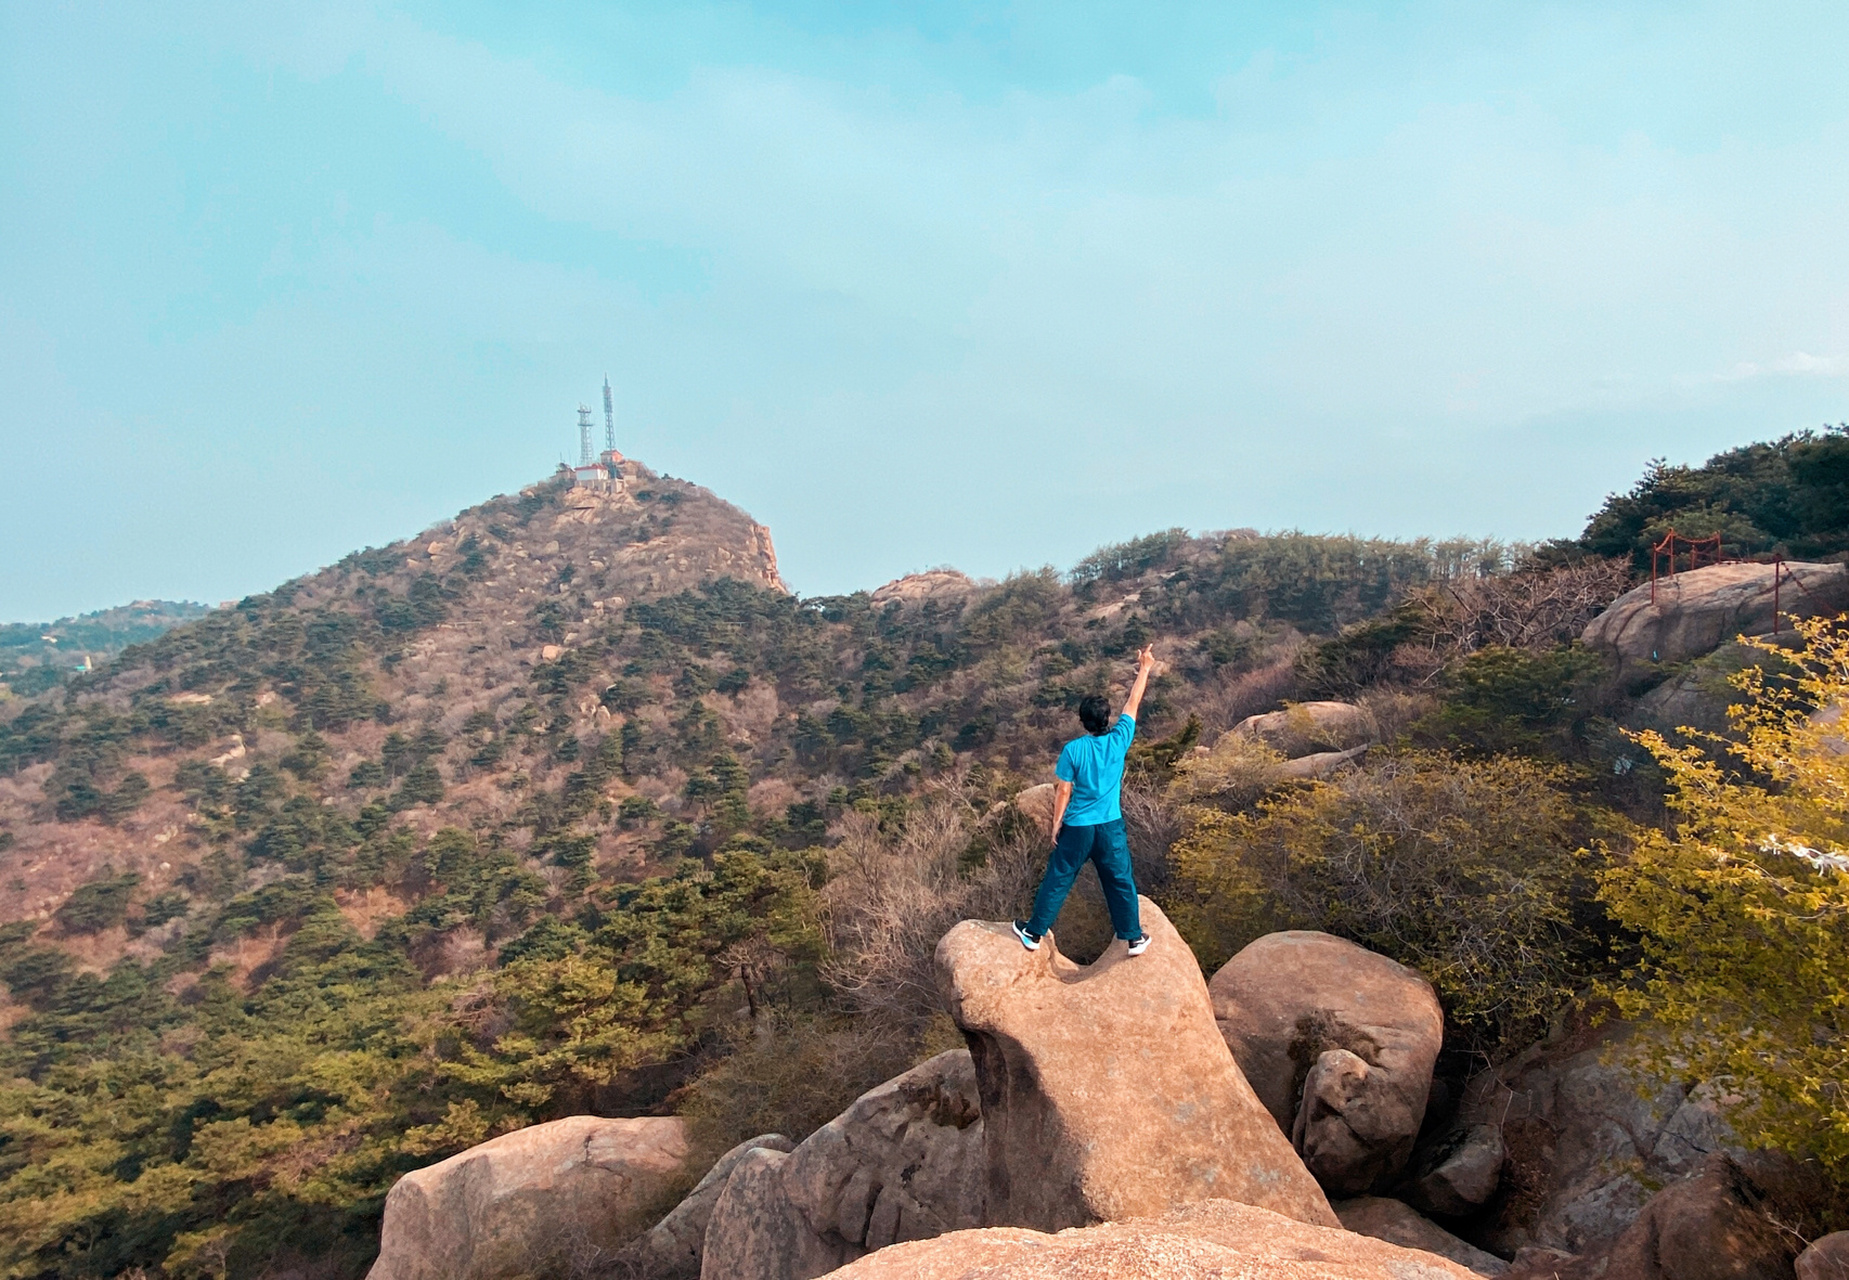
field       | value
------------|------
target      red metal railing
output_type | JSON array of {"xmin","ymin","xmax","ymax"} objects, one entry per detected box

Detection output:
[
  {"xmin": 1649, "ymin": 529, "xmax": 1724, "ymax": 604},
  {"xmin": 1649, "ymin": 528, "xmax": 1821, "ymax": 634}
]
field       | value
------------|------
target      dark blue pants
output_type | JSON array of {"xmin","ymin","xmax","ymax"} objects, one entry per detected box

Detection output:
[{"xmin": 1025, "ymin": 818, "xmax": 1142, "ymax": 941}]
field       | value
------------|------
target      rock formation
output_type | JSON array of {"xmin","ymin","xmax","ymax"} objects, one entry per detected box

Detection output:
[
  {"xmin": 818, "ymin": 1198, "xmax": 1482, "ymax": 1279},
  {"xmin": 627, "ymin": 1133, "xmax": 794, "ymax": 1278},
  {"xmin": 1011, "ymin": 781, "xmax": 1059, "ymax": 835},
  {"xmin": 1209, "ymin": 931, "xmax": 1443, "ymax": 1196},
  {"xmin": 869, "ymin": 569, "xmax": 981, "ymax": 608},
  {"xmin": 698, "ymin": 1050, "xmax": 985, "ymax": 1280},
  {"xmin": 1798, "ymin": 1232, "xmax": 1849, "ymax": 1280},
  {"xmin": 935, "ymin": 900, "xmax": 1338, "ymax": 1232},
  {"xmin": 1503, "ymin": 1153, "xmax": 1815, "ymax": 1280},
  {"xmin": 1453, "ymin": 1020, "xmax": 1744, "ymax": 1256},
  {"xmin": 366, "ymin": 1115, "xmax": 692, "ymax": 1280},
  {"xmin": 1333, "ymin": 1197, "xmax": 1508, "ymax": 1275},
  {"xmin": 1230, "ymin": 701, "xmax": 1378, "ymax": 758},
  {"xmin": 1581, "ymin": 560, "xmax": 1849, "ymax": 679},
  {"xmin": 701, "ymin": 1148, "xmax": 852, "ymax": 1280},
  {"xmin": 1275, "ymin": 743, "xmax": 1372, "ymax": 780}
]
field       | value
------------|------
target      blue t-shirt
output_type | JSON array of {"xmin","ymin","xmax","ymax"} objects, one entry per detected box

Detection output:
[{"xmin": 1055, "ymin": 714, "xmax": 1136, "ymax": 825}]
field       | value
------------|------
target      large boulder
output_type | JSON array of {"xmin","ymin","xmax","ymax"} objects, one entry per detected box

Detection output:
[
  {"xmin": 698, "ymin": 1050, "xmax": 985, "ymax": 1280},
  {"xmin": 702, "ymin": 1147, "xmax": 850, "ymax": 1280},
  {"xmin": 367, "ymin": 1115, "xmax": 693, "ymax": 1280},
  {"xmin": 1503, "ymin": 1153, "xmax": 1813, "ymax": 1280},
  {"xmin": 1334, "ymin": 1197, "xmax": 1508, "ymax": 1275},
  {"xmin": 1797, "ymin": 1232, "xmax": 1849, "ymax": 1280},
  {"xmin": 818, "ymin": 1197, "xmax": 1482, "ymax": 1279},
  {"xmin": 627, "ymin": 1132, "xmax": 794, "ymax": 1277},
  {"xmin": 1582, "ymin": 560, "xmax": 1849, "ymax": 680},
  {"xmin": 1209, "ymin": 931, "xmax": 1444, "ymax": 1196},
  {"xmin": 935, "ymin": 900, "xmax": 1337, "ymax": 1232},
  {"xmin": 1011, "ymin": 782, "xmax": 1059, "ymax": 835},
  {"xmin": 1230, "ymin": 702, "xmax": 1378, "ymax": 759}
]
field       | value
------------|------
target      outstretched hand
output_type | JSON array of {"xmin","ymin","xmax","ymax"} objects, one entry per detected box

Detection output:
[{"xmin": 1121, "ymin": 646, "xmax": 1157, "ymax": 722}]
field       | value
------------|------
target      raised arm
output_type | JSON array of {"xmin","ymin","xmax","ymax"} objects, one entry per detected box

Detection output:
[{"xmin": 1121, "ymin": 645, "xmax": 1156, "ymax": 721}]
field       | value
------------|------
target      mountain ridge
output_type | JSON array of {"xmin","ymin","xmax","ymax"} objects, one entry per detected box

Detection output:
[{"xmin": 2, "ymin": 432, "xmax": 1842, "ymax": 1280}]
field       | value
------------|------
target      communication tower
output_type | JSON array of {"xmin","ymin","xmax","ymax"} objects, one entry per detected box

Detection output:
[
  {"xmin": 577, "ymin": 405, "xmax": 595, "ymax": 468},
  {"xmin": 603, "ymin": 377, "xmax": 616, "ymax": 453}
]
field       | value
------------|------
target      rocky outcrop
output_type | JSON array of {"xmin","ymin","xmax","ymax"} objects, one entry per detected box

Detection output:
[
  {"xmin": 1798, "ymin": 1232, "xmax": 1849, "ymax": 1280},
  {"xmin": 367, "ymin": 1115, "xmax": 693, "ymax": 1280},
  {"xmin": 1503, "ymin": 1153, "xmax": 1813, "ymax": 1280},
  {"xmin": 1011, "ymin": 782, "xmax": 1059, "ymax": 836},
  {"xmin": 1334, "ymin": 1197, "xmax": 1508, "ymax": 1275},
  {"xmin": 936, "ymin": 900, "xmax": 1338, "ymax": 1232},
  {"xmin": 702, "ymin": 1148, "xmax": 851, "ymax": 1280},
  {"xmin": 1209, "ymin": 931, "xmax": 1443, "ymax": 1196},
  {"xmin": 819, "ymin": 1198, "xmax": 1482, "ymax": 1279},
  {"xmin": 698, "ymin": 1050, "xmax": 985, "ymax": 1280},
  {"xmin": 1276, "ymin": 744, "xmax": 1372, "ymax": 780},
  {"xmin": 627, "ymin": 1133, "xmax": 794, "ymax": 1277},
  {"xmin": 1621, "ymin": 639, "xmax": 1799, "ymax": 741},
  {"xmin": 1231, "ymin": 702, "xmax": 1378, "ymax": 759},
  {"xmin": 870, "ymin": 569, "xmax": 981, "ymax": 608},
  {"xmin": 1581, "ymin": 560, "xmax": 1849, "ymax": 679},
  {"xmin": 1455, "ymin": 1020, "xmax": 1742, "ymax": 1256},
  {"xmin": 548, "ymin": 462, "xmax": 789, "ymax": 597}
]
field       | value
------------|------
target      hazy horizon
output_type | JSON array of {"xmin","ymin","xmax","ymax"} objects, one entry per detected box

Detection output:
[{"xmin": 4, "ymin": 2, "xmax": 1846, "ymax": 622}]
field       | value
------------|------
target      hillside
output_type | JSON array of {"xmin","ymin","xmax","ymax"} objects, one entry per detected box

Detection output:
[
  {"xmin": 0, "ymin": 602, "xmax": 210, "ymax": 697},
  {"xmin": 0, "ymin": 436, "xmax": 1844, "ymax": 1280}
]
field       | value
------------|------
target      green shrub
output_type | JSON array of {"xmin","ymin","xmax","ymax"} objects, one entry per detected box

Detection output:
[
  {"xmin": 1416, "ymin": 645, "xmax": 1608, "ymax": 756},
  {"xmin": 1170, "ymin": 750, "xmax": 1610, "ymax": 1048},
  {"xmin": 54, "ymin": 871, "xmax": 141, "ymax": 934}
]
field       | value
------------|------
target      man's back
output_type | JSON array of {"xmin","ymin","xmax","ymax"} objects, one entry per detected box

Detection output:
[{"xmin": 1055, "ymin": 713, "xmax": 1136, "ymax": 825}]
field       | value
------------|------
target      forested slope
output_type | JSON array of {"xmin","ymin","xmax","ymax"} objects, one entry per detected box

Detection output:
[
  {"xmin": 0, "ymin": 429, "xmax": 1844, "ymax": 1280},
  {"xmin": 0, "ymin": 604, "xmax": 210, "ymax": 698}
]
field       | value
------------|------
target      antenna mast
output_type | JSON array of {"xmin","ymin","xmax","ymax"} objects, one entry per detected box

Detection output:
[
  {"xmin": 602, "ymin": 376, "xmax": 616, "ymax": 453},
  {"xmin": 577, "ymin": 405, "xmax": 594, "ymax": 467}
]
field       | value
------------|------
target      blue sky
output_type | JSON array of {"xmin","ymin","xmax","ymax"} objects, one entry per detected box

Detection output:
[{"xmin": 3, "ymin": 2, "xmax": 1847, "ymax": 621}]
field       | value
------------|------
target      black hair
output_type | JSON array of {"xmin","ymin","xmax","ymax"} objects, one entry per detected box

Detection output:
[{"xmin": 1077, "ymin": 694, "xmax": 1111, "ymax": 735}]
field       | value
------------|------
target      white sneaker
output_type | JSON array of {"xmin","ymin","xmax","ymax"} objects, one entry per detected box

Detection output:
[
  {"xmin": 1125, "ymin": 934, "xmax": 1151, "ymax": 957},
  {"xmin": 1012, "ymin": 920, "xmax": 1042, "ymax": 951}
]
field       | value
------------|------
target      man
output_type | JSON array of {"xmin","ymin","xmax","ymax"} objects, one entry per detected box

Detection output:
[{"xmin": 1014, "ymin": 644, "xmax": 1156, "ymax": 956}]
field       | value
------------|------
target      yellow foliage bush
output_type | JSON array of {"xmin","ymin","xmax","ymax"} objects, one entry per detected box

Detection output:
[{"xmin": 1600, "ymin": 613, "xmax": 1849, "ymax": 1169}]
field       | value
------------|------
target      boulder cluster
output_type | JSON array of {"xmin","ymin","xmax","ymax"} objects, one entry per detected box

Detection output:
[{"xmin": 364, "ymin": 890, "xmax": 1847, "ymax": 1279}]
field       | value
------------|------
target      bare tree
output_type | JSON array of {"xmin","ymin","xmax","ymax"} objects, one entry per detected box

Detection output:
[
  {"xmin": 1396, "ymin": 558, "xmax": 1631, "ymax": 680},
  {"xmin": 822, "ymin": 781, "xmax": 1043, "ymax": 1034}
]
